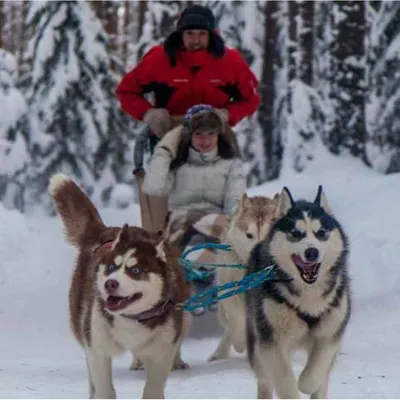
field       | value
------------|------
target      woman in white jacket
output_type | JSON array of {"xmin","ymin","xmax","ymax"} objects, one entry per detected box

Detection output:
[{"xmin": 143, "ymin": 104, "xmax": 246, "ymax": 315}]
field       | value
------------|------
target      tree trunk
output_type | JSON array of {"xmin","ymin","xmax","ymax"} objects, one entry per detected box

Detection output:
[
  {"xmin": 0, "ymin": 1, "xmax": 4, "ymax": 49},
  {"xmin": 298, "ymin": 1, "xmax": 314, "ymax": 85},
  {"xmin": 90, "ymin": 1, "xmax": 119, "ymax": 70},
  {"xmin": 136, "ymin": 0, "xmax": 148, "ymax": 62},
  {"xmin": 258, "ymin": 0, "xmax": 282, "ymax": 180},
  {"xmin": 121, "ymin": 0, "xmax": 132, "ymax": 67},
  {"xmin": 329, "ymin": 1, "xmax": 367, "ymax": 162}
]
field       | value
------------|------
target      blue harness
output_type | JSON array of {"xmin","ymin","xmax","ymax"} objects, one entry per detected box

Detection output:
[{"xmin": 176, "ymin": 243, "xmax": 285, "ymax": 312}]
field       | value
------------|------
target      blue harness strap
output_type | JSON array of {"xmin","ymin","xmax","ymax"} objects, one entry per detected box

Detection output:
[
  {"xmin": 179, "ymin": 243, "xmax": 246, "ymax": 281},
  {"xmin": 176, "ymin": 242, "xmax": 288, "ymax": 312},
  {"xmin": 176, "ymin": 265, "xmax": 278, "ymax": 312}
]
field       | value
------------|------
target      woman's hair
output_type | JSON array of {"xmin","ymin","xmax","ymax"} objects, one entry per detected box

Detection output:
[{"xmin": 170, "ymin": 110, "xmax": 241, "ymax": 171}]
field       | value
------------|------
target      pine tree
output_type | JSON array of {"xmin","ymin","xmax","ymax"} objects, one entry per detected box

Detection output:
[
  {"xmin": 327, "ymin": 1, "xmax": 367, "ymax": 162},
  {"xmin": 21, "ymin": 1, "xmax": 133, "ymax": 213},
  {"xmin": 0, "ymin": 49, "xmax": 30, "ymax": 211},
  {"xmin": 135, "ymin": 0, "xmax": 184, "ymax": 62},
  {"xmin": 314, "ymin": 1, "xmax": 333, "ymax": 146},
  {"xmin": 210, "ymin": 0, "xmax": 266, "ymax": 185},
  {"xmin": 284, "ymin": 0, "xmax": 322, "ymax": 174},
  {"xmin": 0, "ymin": 1, "xmax": 29, "ymax": 71},
  {"xmin": 125, "ymin": 0, "xmax": 148, "ymax": 67},
  {"xmin": 366, "ymin": 1, "xmax": 400, "ymax": 173}
]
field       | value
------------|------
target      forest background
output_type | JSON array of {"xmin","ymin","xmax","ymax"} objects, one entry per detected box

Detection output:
[{"xmin": 0, "ymin": 0, "xmax": 398, "ymax": 214}]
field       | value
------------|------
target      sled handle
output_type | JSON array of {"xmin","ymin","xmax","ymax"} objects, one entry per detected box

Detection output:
[
  {"xmin": 133, "ymin": 116, "xmax": 185, "ymax": 172},
  {"xmin": 133, "ymin": 126, "xmax": 151, "ymax": 172}
]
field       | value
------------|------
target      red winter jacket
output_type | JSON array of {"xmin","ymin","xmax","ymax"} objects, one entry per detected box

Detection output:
[{"xmin": 116, "ymin": 45, "xmax": 260, "ymax": 127}]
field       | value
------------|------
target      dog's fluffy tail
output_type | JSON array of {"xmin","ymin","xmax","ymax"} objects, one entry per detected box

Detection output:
[{"xmin": 49, "ymin": 173, "xmax": 105, "ymax": 248}]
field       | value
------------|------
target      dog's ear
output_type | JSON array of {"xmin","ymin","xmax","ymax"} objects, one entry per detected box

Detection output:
[
  {"xmin": 314, "ymin": 185, "xmax": 333, "ymax": 215},
  {"xmin": 112, "ymin": 223, "xmax": 129, "ymax": 249},
  {"xmin": 239, "ymin": 193, "xmax": 250, "ymax": 210},
  {"xmin": 155, "ymin": 239, "xmax": 167, "ymax": 262},
  {"xmin": 275, "ymin": 186, "xmax": 293, "ymax": 218},
  {"xmin": 152, "ymin": 229, "xmax": 164, "ymax": 242}
]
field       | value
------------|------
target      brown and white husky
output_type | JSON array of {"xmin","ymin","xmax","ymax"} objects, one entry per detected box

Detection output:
[
  {"xmin": 208, "ymin": 193, "xmax": 279, "ymax": 361},
  {"xmin": 48, "ymin": 173, "xmax": 191, "ymax": 399}
]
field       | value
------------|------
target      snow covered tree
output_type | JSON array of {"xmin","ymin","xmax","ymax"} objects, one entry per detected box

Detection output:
[
  {"xmin": 0, "ymin": 1, "xmax": 29, "ymax": 71},
  {"xmin": 0, "ymin": 3, "xmax": 3, "ymax": 49},
  {"xmin": 327, "ymin": 1, "xmax": 367, "ymax": 162},
  {"xmin": 0, "ymin": 49, "xmax": 30, "ymax": 212},
  {"xmin": 135, "ymin": 0, "xmax": 184, "ymax": 64},
  {"xmin": 90, "ymin": 1, "xmax": 121, "ymax": 72},
  {"xmin": 21, "ymin": 0, "xmax": 133, "ymax": 213},
  {"xmin": 125, "ymin": 1, "xmax": 148, "ymax": 67},
  {"xmin": 282, "ymin": 1, "xmax": 323, "ymax": 174},
  {"xmin": 210, "ymin": 0, "xmax": 266, "ymax": 186},
  {"xmin": 314, "ymin": 1, "xmax": 333, "ymax": 146},
  {"xmin": 366, "ymin": 1, "xmax": 400, "ymax": 173}
]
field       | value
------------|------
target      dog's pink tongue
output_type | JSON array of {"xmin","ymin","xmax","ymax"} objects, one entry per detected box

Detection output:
[
  {"xmin": 107, "ymin": 296, "xmax": 127, "ymax": 311},
  {"xmin": 291, "ymin": 254, "xmax": 317, "ymax": 273}
]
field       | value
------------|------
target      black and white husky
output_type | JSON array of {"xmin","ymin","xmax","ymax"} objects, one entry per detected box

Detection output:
[{"xmin": 245, "ymin": 185, "xmax": 351, "ymax": 399}]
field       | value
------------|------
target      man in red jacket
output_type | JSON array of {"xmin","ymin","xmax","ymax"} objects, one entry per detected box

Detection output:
[{"xmin": 116, "ymin": 4, "xmax": 260, "ymax": 145}]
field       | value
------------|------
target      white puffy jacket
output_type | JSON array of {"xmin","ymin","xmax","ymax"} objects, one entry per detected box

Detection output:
[{"xmin": 142, "ymin": 131, "xmax": 246, "ymax": 215}]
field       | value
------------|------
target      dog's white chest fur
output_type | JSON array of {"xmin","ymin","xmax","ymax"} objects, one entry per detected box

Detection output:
[
  {"xmin": 113, "ymin": 316, "xmax": 175, "ymax": 351},
  {"xmin": 89, "ymin": 302, "xmax": 174, "ymax": 356}
]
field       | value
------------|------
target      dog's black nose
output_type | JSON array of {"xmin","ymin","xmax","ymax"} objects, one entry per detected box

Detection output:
[
  {"xmin": 305, "ymin": 247, "xmax": 319, "ymax": 262},
  {"xmin": 104, "ymin": 279, "xmax": 119, "ymax": 294}
]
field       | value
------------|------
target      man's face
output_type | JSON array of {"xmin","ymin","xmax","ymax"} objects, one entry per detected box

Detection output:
[{"xmin": 182, "ymin": 29, "xmax": 209, "ymax": 51}]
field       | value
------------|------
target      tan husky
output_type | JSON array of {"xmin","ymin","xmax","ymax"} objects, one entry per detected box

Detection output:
[
  {"xmin": 48, "ymin": 173, "xmax": 191, "ymax": 399},
  {"xmin": 208, "ymin": 193, "xmax": 279, "ymax": 361}
]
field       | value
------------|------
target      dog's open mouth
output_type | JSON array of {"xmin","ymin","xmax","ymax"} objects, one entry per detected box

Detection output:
[
  {"xmin": 291, "ymin": 254, "xmax": 320, "ymax": 284},
  {"xmin": 106, "ymin": 293, "xmax": 143, "ymax": 311}
]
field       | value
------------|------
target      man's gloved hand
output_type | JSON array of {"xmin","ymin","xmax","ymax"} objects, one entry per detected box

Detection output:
[
  {"xmin": 157, "ymin": 127, "xmax": 183, "ymax": 159},
  {"xmin": 143, "ymin": 108, "xmax": 171, "ymax": 137},
  {"xmin": 214, "ymin": 108, "xmax": 229, "ymax": 124}
]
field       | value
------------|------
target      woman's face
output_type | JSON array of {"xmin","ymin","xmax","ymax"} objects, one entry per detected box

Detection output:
[{"xmin": 191, "ymin": 130, "xmax": 218, "ymax": 153}]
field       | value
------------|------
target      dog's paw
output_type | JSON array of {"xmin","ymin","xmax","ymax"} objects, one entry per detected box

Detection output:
[
  {"xmin": 207, "ymin": 351, "xmax": 228, "ymax": 362},
  {"xmin": 129, "ymin": 358, "xmax": 144, "ymax": 371},
  {"xmin": 298, "ymin": 368, "xmax": 322, "ymax": 395},
  {"xmin": 229, "ymin": 324, "xmax": 246, "ymax": 354},
  {"xmin": 172, "ymin": 359, "xmax": 190, "ymax": 370},
  {"xmin": 232, "ymin": 339, "xmax": 245, "ymax": 354}
]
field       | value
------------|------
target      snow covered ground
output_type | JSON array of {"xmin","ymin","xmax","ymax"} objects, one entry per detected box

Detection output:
[{"xmin": 1, "ymin": 148, "xmax": 400, "ymax": 398}]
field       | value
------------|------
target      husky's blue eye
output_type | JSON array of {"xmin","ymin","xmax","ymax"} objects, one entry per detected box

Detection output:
[
  {"xmin": 107, "ymin": 264, "xmax": 117, "ymax": 274},
  {"xmin": 129, "ymin": 267, "xmax": 141, "ymax": 275}
]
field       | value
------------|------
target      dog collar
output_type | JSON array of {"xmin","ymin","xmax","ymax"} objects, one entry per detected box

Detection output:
[{"xmin": 121, "ymin": 299, "xmax": 176, "ymax": 322}]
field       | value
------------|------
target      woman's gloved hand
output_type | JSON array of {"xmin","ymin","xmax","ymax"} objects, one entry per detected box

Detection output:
[
  {"xmin": 215, "ymin": 108, "xmax": 229, "ymax": 124},
  {"xmin": 143, "ymin": 108, "xmax": 171, "ymax": 137}
]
